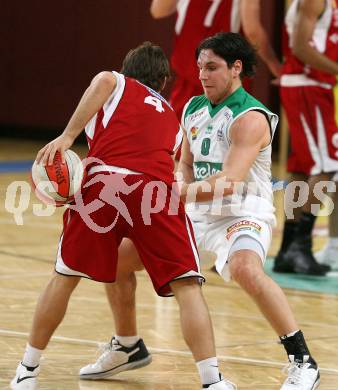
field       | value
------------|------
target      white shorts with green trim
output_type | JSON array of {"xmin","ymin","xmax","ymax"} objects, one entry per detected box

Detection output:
[{"xmin": 191, "ymin": 216, "xmax": 272, "ymax": 282}]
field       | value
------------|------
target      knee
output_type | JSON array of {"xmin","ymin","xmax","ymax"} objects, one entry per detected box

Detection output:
[
  {"xmin": 170, "ymin": 278, "xmax": 201, "ymax": 301},
  {"xmin": 50, "ymin": 272, "xmax": 80, "ymax": 292},
  {"xmin": 229, "ymin": 254, "xmax": 265, "ymax": 297}
]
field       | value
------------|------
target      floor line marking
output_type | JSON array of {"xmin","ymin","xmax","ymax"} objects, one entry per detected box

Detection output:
[{"xmin": 1, "ymin": 329, "xmax": 337, "ymax": 375}]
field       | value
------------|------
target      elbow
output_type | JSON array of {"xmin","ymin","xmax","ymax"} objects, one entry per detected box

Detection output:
[
  {"xmin": 150, "ymin": 9, "xmax": 163, "ymax": 19},
  {"xmin": 150, "ymin": 7, "xmax": 169, "ymax": 19},
  {"xmin": 150, "ymin": 2, "xmax": 176, "ymax": 19}
]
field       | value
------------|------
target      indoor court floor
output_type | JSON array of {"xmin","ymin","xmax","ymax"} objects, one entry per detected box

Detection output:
[{"xmin": 1, "ymin": 139, "xmax": 338, "ymax": 389}]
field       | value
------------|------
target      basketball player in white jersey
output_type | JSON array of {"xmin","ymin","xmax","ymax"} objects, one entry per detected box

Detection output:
[{"xmin": 79, "ymin": 33, "xmax": 320, "ymax": 390}]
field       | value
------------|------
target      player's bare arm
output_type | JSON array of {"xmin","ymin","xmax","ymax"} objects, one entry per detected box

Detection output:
[
  {"xmin": 176, "ymin": 131, "xmax": 195, "ymax": 184},
  {"xmin": 292, "ymin": 0, "xmax": 338, "ymax": 75},
  {"xmin": 181, "ymin": 111, "xmax": 270, "ymax": 203},
  {"xmin": 36, "ymin": 71, "xmax": 117, "ymax": 166},
  {"xmin": 150, "ymin": 0, "xmax": 178, "ymax": 19},
  {"xmin": 240, "ymin": 0, "xmax": 282, "ymax": 77}
]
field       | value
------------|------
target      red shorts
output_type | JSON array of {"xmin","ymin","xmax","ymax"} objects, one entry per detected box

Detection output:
[
  {"xmin": 281, "ymin": 85, "xmax": 338, "ymax": 175},
  {"xmin": 55, "ymin": 172, "xmax": 203, "ymax": 296}
]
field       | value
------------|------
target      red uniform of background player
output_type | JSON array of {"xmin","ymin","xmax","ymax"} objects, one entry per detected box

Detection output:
[
  {"xmin": 151, "ymin": 0, "xmax": 282, "ymax": 120},
  {"xmin": 274, "ymin": 0, "xmax": 338, "ymax": 275}
]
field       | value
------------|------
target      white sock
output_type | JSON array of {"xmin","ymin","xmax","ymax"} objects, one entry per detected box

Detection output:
[
  {"xmin": 281, "ymin": 329, "xmax": 300, "ymax": 339},
  {"xmin": 22, "ymin": 343, "xmax": 43, "ymax": 368},
  {"xmin": 115, "ymin": 335, "xmax": 140, "ymax": 347},
  {"xmin": 196, "ymin": 357, "xmax": 220, "ymax": 386}
]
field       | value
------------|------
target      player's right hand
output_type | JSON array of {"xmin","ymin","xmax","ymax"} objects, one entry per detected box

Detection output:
[{"xmin": 36, "ymin": 133, "xmax": 74, "ymax": 166}]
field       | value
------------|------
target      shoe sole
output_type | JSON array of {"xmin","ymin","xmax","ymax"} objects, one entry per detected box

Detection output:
[
  {"xmin": 79, "ymin": 355, "xmax": 152, "ymax": 380},
  {"xmin": 312, "ymin": 377, "xmax": 320, "ymax": 390}
]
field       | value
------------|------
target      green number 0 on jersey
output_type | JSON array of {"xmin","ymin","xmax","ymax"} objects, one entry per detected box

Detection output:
[{"xmin": 201, "ymin": 137, "xmax": 211, "ymax": 156}]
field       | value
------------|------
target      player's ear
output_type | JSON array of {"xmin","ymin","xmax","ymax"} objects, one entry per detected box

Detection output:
[
  {"xmin": 159, "ymin": 77, "xmax": 167, "ymax": 92},
  {"xmin": 232, "ymin": 60, "xmax": 242, "ymax": 78}
]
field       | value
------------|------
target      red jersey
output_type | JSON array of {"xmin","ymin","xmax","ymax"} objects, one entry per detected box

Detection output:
[
  {"xmin": 85, "ymin": 72, "xmax": 182, "ymax": 184},
  {"xmin": 171, "ymin": 0, "xmax": 241, "ymax": 86},
  {"xmin": 282, "ymin": 0, "xmax": 338, "ymax": 87}
]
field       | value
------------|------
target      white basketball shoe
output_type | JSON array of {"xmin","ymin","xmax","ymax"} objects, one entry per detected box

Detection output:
[
  {"xmin": 10, "ymin": 362, "xmax": 39, "ymax": 390},
  {"xmin": 315, "ymin": 241, "xmax": 338, "ymax": 270},
  {"xmin": 203, "ymin": 376, "xmax": 237, "ymax": 389},
  {"xmin": 281, "ymin": 357, "xmax": 320, "ymax": 390},
  {"xmin": 79, "ymin": 337, "xmax": 152, "ymax": 379}
]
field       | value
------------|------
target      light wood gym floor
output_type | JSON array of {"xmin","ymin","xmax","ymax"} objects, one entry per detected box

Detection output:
[{"xmin": 1, "ymin": 139, "xmax": 337, "ymax": 389}]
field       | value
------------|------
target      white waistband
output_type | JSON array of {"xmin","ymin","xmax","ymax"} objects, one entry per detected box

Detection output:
[
  {"xmin": 88, "ymin": 165, "xmax": 142, "ymax": 175},
  {"xmin": 280, "ymin": 74, "xmax": 332, "ymax": 89}
]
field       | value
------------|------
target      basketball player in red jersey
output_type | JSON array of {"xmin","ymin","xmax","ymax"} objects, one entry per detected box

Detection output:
[
  {"xmin": 10, "ymin": 42, "xmax": 236, "ymax": 390},
  {"xmin": 274, "ymin": 0, "xmax": 338, "ymax": 276},
  {"xmin": 151, "ymin": 0, "xmax": 282, "ymax": 119}
]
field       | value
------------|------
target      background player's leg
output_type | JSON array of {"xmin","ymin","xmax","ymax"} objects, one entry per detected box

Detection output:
[
  {"xmin": 275, "ymin": 173, "xmax": 330, "ymax": 275},
  {"xmin": 105, "ymin": 239, "xmax": 144, "ymax": 337},
  {"xmin": 303, "ymin": 173, "xmax": 331, "ymax": 214},
  {"xmin": 315, "ymin": 182, "xmax": 338, "ymax": 268},
  {"xmin": 273, "ymin": 172, "xmax": 307, "ymax": 273}
]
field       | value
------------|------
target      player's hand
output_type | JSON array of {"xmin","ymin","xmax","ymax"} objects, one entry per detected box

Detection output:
[
  {"xmin": 179, "ymin": 182, "xmax": 189, "ymax": 204},
  {"xmin": 271, "ymin": 77, "xmax": 280, "ymax": 86},
  {"xmin": 36, "ymin": 133, "xmax": 75, "ymax": 166}
]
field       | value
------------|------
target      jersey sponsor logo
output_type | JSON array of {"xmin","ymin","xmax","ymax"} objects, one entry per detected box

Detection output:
[
  {"xmin": 217, "ymin": 128, "xmax": 225, "ymax": 141},
  {"xmin": 193, "ymin": 161, "xmax": 222, "ymax": 180},
  {"xmin": 223, "ymin": 109, "xmax": 232, "ymax": 120},
  {"xmin": 217, "ymin": 122, "xmax": 226, "ymax": 141},
  {"xmin": 191, "ymin": 126, "xmax": 199, "ymax": 140},
  {"xmin": 226, "ymin": 220, "xmax": 262, "ymax": 240},
  {"xmin": 206, "ymin": 125, "xmax": 213, "ymax": 135},
  {"xmin": 190, "ymin": 110, "xmax": 205, "ymax": 121}
]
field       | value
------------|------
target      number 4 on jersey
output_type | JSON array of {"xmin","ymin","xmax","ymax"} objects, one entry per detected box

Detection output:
[{"xmin": 144, "ymin": 96, "xmax": 165, "ymax": 113}]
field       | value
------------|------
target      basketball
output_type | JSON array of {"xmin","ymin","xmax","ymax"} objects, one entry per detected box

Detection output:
[{"xmin": 31, "ymin": 149, "xmax": 84, "ymax": 206}]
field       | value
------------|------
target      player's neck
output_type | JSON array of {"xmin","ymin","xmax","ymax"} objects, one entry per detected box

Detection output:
[{"xmin": 210, "ymin": 82, "xmax": 242, "ymax": 106}]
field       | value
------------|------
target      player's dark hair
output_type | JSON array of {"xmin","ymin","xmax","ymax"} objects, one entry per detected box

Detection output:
[
  {"xmin": 195, "ymin": 32, "xmax": 257, "ymax": 78},
  {"xmin": 121, "ymin": 41, "xmax": 170, "ymax": 92}
]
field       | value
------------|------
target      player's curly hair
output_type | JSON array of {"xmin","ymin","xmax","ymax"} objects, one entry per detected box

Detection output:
[
  {"xmin": 121, "ymin": 41, "xmax": 170, "ymax": 92},
  {"xmin": 195, "ymin": 32, "xmax": 257, "ymax": 78}
]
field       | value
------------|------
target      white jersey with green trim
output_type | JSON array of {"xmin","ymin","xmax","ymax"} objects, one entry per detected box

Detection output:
[{"xmin": 182, "ymin": 86, "xmax": 279, "ymax": 226}]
